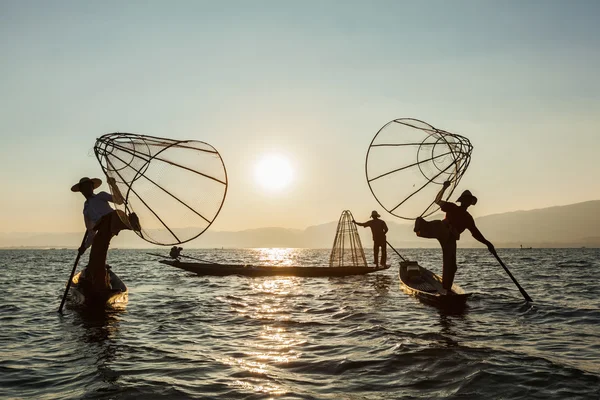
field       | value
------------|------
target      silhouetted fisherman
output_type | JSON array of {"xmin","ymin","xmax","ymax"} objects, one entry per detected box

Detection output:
[
  {"xmin": 170, "ymin": 246, "xmax": 183, "ymax": 259},
  {"xmin": 354, "ymin": 211, "xmax": 389, "ymax": 267},
  {"xmin": 414, "ymin": 181, "xmax": 496, "ymax": 294},
  {"xmin": 72, "ymin": 177, "xmax": 141, "ymax": 293}
]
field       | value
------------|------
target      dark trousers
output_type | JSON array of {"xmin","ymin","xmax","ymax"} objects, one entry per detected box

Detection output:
[
  {"xmin": 86, "ymin": 211, "xmax": 130, "ymax": 292},
  {"xmin": 414, "ymin": 218, "xmax": 457, "ymax": 290},
  {"xmin": 440, "ymin": 236, "xmax": 457, "ymax": 290},
  {"xmin": 373, "ymin": 240, "xmax": 387, "ymax": 266}
]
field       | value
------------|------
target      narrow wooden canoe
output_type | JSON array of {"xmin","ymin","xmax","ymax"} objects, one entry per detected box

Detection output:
[
  {"xmin": 70, "ymin": 268, "xmax": 128, "ymax": 308},
  {"xmin": 399, "ymin": 261, "xmax": 471, "ymax": 309},
  {"xmin": 159, "ymin": 259, "xmax": 389, "ymax": 277}
]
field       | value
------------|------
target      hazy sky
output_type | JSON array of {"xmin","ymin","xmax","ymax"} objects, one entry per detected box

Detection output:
[{"xmin": 1, "ymin": 0, "xmax": 599, "ymax": 236}]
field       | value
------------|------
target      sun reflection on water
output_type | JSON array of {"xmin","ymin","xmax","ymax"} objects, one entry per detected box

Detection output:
[
  {"xmin": 232, "ymin": 379, "xmax": 288, "ymax": 396},
  {"xmin": 253, "ymin": 248, "xmax": 298, "ymax": 266},
  {"xmin": 251, "ymin": 277, "xmax": 299, "ymax": 296},
  {"xmin": 217, "ymin": 253, "xmax": 310, "ymax": 396},
  {"xmin": 250, "ymin": 326, "xmax": 305, "ymax": 363}
]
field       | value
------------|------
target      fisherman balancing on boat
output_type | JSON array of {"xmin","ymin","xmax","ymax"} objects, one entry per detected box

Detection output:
[
  {"xmin": 71, "ymin": 177, "xmax": 141, "ymax": 293},
  {"xmin": 354, "ymin": 211, "xmax": 389, "ymax": 267},
  {"xmin": 414, "ymin": 181, "xmax": 496, "ymax": 294}
]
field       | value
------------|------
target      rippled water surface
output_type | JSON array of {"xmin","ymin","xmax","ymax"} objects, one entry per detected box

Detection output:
[{"xmin": 1, "ymin": 248, "xmax": 599, "ymax": 399}]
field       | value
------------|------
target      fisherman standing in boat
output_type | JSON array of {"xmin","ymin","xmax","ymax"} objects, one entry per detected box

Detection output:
[
  {"xmin": 71, "ymin": 177, "xmax": 141, "ymax": 294},
  {"xmin": 414, "ymin": 181, "xmax": 496, "ymax": 293},
  {"xmin": 354, "ymin": 211, "xmax": 389, "ymax": 267}
]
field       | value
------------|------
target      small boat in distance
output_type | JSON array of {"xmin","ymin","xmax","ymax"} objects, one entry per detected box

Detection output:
[
  {"xmin": 399, "ymin": 261, "xmax": 470, "ymax": 310},
  {"xmin": 158, "ymin": 259, "xmax": 389, "ymax": 277},
  {"xmin": 155, "ymin": 210, "xmax": 387, "ymax": 278},
  {"xmin": 69, "ymin": 267, "xmax": 128, "ymax": 308}
]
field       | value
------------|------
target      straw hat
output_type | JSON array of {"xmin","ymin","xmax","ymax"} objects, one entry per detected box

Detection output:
[
  {"xmin": 457, "ymin": 190, "xmax": 478, "ymax": 205},
  {"xmin": 71, "ymin": 177, "xmax": 102, "ymax": 192},
  {"xmin": 371, "ymin": 210, "xmax": 381, "ymax": 218}
]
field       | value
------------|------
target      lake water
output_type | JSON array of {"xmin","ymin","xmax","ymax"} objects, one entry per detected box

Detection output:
[{"xmin": 1, "ymin": 248, "xmax": 599, "ymax": 399}]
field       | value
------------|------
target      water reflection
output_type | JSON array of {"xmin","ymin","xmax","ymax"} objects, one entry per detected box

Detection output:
[
  {"xmin": 251, "ymin": 277, "xmax": 299, "ymax": 296},
  {"xmin": 71, "ymin": 307, "xmax": 123, "ymax": 343},
  {"xmin": 221, "ymin": 263, "xmax": 307, "ymax": 396},
  {"xmin": 368, "ymin": 274, "xmax": 392, "ymax": 294},
  {"xmin": 68, "ymin": 307, "xmax": 125, "ymax": 389},
  {"xmin": 253, "ymin": 248, "xmax": 297, "ymax": 266}
]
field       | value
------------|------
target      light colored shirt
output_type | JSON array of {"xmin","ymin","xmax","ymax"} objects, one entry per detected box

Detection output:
[{"xmin": 82, "ymin": 191, "xmax": 116, "ymax": 250}]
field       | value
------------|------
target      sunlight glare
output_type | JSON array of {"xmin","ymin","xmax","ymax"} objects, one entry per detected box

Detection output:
[{"xmin": 254, "ymin": 155, "xmax": 293, "ymax": 192}]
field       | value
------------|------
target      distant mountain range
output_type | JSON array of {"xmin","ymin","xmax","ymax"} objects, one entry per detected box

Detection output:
[{"xmin": 1, "ymin": 200, "xmax": 599, "ymax": 249}]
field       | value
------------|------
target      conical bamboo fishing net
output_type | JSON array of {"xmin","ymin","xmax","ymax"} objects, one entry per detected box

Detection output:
[
  {"xmin": 329, "ymin": 210, "xmax": 368, "ymax": 268},
  {"xmin": 94, "ymin": 132, "xmax": 228, "ymax": 246},
  {"xmin": 365, "ymin": 118, "xmax": 473, "ymax": 220}
]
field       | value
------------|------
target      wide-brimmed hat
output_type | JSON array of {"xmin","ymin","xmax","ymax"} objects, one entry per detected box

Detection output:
[
  {"xmin": 457, "ymin": 190, "xmax": 477, "ymax": 205},
  {"xmin": 371, "ymin": 210, "xmax": 380, "ymax": 218},
  {"xmin": 71, "ymin": 177, "xmax": 102, "ymax": 192}
]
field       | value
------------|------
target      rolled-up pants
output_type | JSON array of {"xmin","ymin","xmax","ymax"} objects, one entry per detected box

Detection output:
[{"xmin": 414, "ymin": 218, "xmax": 457, "ymax": 290}]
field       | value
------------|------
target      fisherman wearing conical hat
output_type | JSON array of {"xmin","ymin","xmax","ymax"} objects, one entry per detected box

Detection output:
[
  {"xmin": 354, "ymin": 210, "xmax": 389, "ymax": 267},
  {"xmin": 71, "ymin": 177, "xmax": 141, "ymax": 293},
  {"xmin": 414, "ymin": 181, "xmax": 496, "ymax": 294}
]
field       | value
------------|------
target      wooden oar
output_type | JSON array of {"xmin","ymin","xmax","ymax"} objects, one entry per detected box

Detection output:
[
  {"xmin": 386, "ymin": 241, "xmax": 407, "ymax": 262},
  {"xmin": 146, "ymin": 252, "xmax": 170, "ymax": 259},
  {"xmin": 146, "ymin": 252, "xmax": 220, "ymax": 265},
  {"xmin": 58, "ymin": 231, "xmax": 88, "ymax": 313},
  {"xmin": 180, "ymin": 254, "xmax": 218, "ymax": 264},
  {"xmin": 492, "ymin": 252, "xmax": 533, "ymax": 302}
]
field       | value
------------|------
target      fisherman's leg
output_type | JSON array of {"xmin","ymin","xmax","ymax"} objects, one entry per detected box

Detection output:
[
  {"xmin": 441, "ymin": 238, "xmax": 457, "ymax": 292},
  {"xmin": 380, "ymin": 241, "xmax": 387, "ymax": 266},
  {"xmin": 373, "ymin": 243, "xmax": 379, "ymax": 265},
  {"xmin": 87, "ymin": 216, "xmax": 113, "ymax": 291}
]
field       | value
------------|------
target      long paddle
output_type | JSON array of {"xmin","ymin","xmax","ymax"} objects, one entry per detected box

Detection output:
[
  {"xmin": 58, "ymin": 231, "xmax": 88, "ymax": 313},
  {"xmin": 386, "ymin": 241, "xmax": 407, "ymax": 262},
  {"xmin": 492, "ymin": 251, "xmax": 533, "ymax": 302},
  {"xmin": 146, "ymin": 252, "xmax": 220, "ymax": 265},
  {"xmin": 179, "ymin": 254, "xmax": 218, "ymax": 264}
]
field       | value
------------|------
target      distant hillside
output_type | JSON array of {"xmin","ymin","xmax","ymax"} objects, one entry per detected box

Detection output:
[
  {"xmin": 1, "ymin": 200, "xmax": 599, "ymax": 249},
  {"xmin": 461, "ymin": 200, "xmax": 600, "ymax": 247}
]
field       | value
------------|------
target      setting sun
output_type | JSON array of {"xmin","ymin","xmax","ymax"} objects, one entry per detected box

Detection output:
[{"xmin": 255, "ymin": 154, "xmax": 293, "ymax": 192}]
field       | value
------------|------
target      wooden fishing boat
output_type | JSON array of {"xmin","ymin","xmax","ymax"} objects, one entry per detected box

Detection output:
[
  {"xmin": 399, "ymin": 261, "xmax": 471, "ymax": 309},
  {"xmin": 70, "ymin": 267, "xmax": 128, "ymax": 308},
  {"xmin": 159, "ymin": 259, "xmax": 389, "ymax": 277}
]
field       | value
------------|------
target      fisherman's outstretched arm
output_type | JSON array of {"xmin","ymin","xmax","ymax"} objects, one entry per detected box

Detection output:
[
  {"xmin": 353, "ymin": 220, "xmax": 367, "ymax": 227},
  {"xmin": 434, "ymin": 181, "xmax": 451, "ymax": 206},
  {"xmin": 470, "ymin": 225, "xmax": 496, "ymax": 255}
]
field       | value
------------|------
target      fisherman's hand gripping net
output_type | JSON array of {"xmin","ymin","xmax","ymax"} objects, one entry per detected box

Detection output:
[
  {"xmin": 365, "ymin": 119, "xmax": 472, "ymax": 220},
  {"xmin": 94, "ymin": 133, "xmax": 228, "ymax": 245}
]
